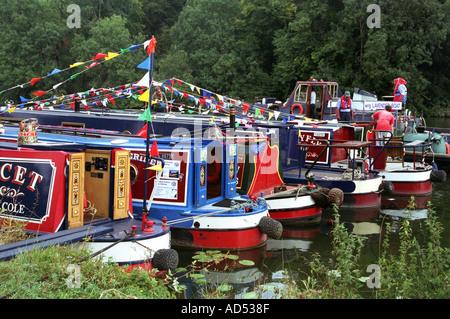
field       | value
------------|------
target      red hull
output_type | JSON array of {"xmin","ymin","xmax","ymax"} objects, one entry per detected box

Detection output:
[
  {"xmin": 269, "ymin": 206, "xmax": 322, "ymax": 226},
  {"xmin": 171, "ymin": 227, "xmax": 267, "ymax": 250},
  {"xmin": 342, "ymin": 192, "xmax": 381, "ymax": 208},
  {"xmin": 391, "ymin": 181, "xmax": 432, "ymax": 196}
]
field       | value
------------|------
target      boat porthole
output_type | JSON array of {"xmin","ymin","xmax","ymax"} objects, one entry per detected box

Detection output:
[
  {"xmin": 194, "ymin": 221, "xmax": 200, "ymax": 228},
  {"xmin": 130, "ymin": 164, "xmax": 138, "ymax": 185}
]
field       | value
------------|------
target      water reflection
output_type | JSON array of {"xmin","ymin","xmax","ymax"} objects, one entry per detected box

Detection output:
[{"xmin": 175, "ymin": 182, "xmax": 448, "ymax": 299}]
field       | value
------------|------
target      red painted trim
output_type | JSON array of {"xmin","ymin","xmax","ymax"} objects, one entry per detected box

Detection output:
[
  {"xmin": 173, "ymin": 227, "xmax": 267, "ymax": 250},
  {"xmin": 391, "ymin": 181, "xmax": 432, "ymax": 196},
  {"xmin": 342, "ymin": 192, "xmax": 381, "ymax": 208},
  {"xmin": 268, "ymin": 206, "xmax": 322, "ymax": 224}
]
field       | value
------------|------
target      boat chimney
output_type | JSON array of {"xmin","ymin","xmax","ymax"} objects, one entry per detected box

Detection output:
[{"xmin": 230, "ymin": 104, "xmax": 236, "ymax": 130}]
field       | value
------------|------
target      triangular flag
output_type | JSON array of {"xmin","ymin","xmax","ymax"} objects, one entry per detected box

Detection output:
[
  {"xmin": 20, "ymin": 96, "xmax": 30, "ymax": 103},
  {"xmin": 255, "ymin": 108, "xmax": 260, "ymax": 117},
  {"xmin": 136, "ymin": 72, "xmax": 150, "ymax": 87},
  {"xmin": 128, "ymin": 44, "xmax": 143, "ymax": 51},
  {"xmin": 150, "ymin": 140, "xmax": 159, "ymax": 156},
  {"xmin": 53, "ymin": 82, "xmax": 63, "ymax": 89},
  {"xmin": 48, "ymin": 68, "xmax": 61, "ymax": 76},
  {"xmin": 137, "ymin": 123, "xmax": 148, "ymax": 138},
  {"xmin": 32, "ymin": 91, "xmax": 47, "ymax": 97},
  {"xmin": 70, "ymin": 62, "xmax": 84, "ymax": 68},
  {"xmin": 8, "ymin": 107, "xmax": 16, "ymax": 113},
  {"xmin": 147, "ymin": 164, "xmax": 163, "ymax": 171},
  {"xmin": 138, "ymin": 89, "xmax": 150, "ymax": 102},
  {"xmin": 137, "ymin": 57, "xmax": 151, "ymax": 70},
  {"xmin": 242, "ymin": 103, "xmax": 250, "ymax": 114},
  {"xmin": 86, "ymin": 62, "xmax": 98, "ymax": 69},
  {"xmin": 268, "ymin": 112, "xmax": 274, "ymax": 121},
  {"xmin": 274, "ymin": 111, "xmax": 280, "ymax": 120},
  {"xmin": 282, "ymin": 117, "xmax": 288, "ymax": 124},
  {"xmin": 30, "ymin": 78, "xmax": 42, "ymax": 86},
  {"xmin": 105, "ymin": 52, "xmax": 119, "ymax": 60},
  {"xmin": 92, "ymin": 53, "xmax": 108, "ymax": 60},
  {"xmin": 138, "ymin": 106, "xmax": 152, "ymax": 121}
]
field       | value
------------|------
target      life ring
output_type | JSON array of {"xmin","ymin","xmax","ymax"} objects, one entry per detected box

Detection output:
[
  {"xmin": 207, "ymin": 160, "xmax": 221, "ymax": 183},
  {"xmin": 445, "ymin": 142, "xmax": 450, "ymax": 154},
  {"xmin": 291, "ymin": 103, "xmax": 303, "ymax": 115}
]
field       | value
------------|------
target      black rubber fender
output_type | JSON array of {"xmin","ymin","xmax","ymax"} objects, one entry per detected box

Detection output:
[
  {"xmin": 152, "ymin": 249, "xmax": 179, "ymax": 271},
  {"xmin": 258, "ymin": 216, "xmax": 283, "ymax": 239},
  {"xmin": 380, "ymin": 180, "xmax": 395, "ymax": 195},
  {"xmin": 431, "ymin": 169, "xmax": 447, "ymax": 183}
]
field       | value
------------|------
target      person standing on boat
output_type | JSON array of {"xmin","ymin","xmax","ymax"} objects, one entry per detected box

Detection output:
[
  {"xmin": 392, "ymin": 78, "xmax": 407, "ymax": 104},
  {"xmin": 153, "ymin": 86, "xmax": 168, "ymax": 112},
  {"xmin": 335, "ymin": 91, "xmax": 353, "ymax": 122},
  {"xmin": 310, "ymin": 90, "xmax": 316, "ymax": 119},
  {"xmin": 372, "ymin": 105, "xmax": 395, "ymax": 145}
]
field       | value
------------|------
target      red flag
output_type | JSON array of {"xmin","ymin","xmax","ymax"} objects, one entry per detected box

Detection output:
[
  {"xmin": 32, "ymin": 91, "xmax": 47, "ymax": 97},
  {"xmin": 92, "ymin": 53, "xmax": 108, "ymax": 60},
  {"xmin": 147, "ymin": 36, "xmax": 157, "ymax": 55},
  {"xmin": 137, "ymin": 123, "xmax": 148, "ymax": 138},
  {"xmin": 150, "ymin": 140, "xmax": 159, "ymax": 157},
  {"xmin": 243, "ymin": 103, "xmax": 250, "ymax": 113},
  {"xmin": 30, "ymin": 77, "xmax": 42, "ymax": 86}
]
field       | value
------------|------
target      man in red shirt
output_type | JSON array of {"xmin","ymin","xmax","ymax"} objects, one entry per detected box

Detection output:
[{"xmin": 372, "ymin": 105, "xmax": 395, "ymax": 145}]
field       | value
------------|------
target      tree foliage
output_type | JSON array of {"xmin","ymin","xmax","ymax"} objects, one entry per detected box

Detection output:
[{"xmin": 0, "ymin": 0, "xmax": 448, "ymax": 114}]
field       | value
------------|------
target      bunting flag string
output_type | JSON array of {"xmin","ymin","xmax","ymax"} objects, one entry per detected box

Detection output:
[{"xmin": 0, "ymin": 42, "xmax": 144, "ymax": 102}]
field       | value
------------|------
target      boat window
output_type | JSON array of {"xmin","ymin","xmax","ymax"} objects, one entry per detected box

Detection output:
[
  {"xmin": 328, "ymin": 84, "xmax": 339, "ymax": 99},
  {"xmin": 207, "ymin": 146, "xmax": 222, "ymax": 200},
  {"xmin": 294, "ymin": 85, "xmax": 307, "ymax": 103}
]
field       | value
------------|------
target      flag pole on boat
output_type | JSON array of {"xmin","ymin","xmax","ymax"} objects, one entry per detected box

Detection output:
[{"xmin": 142, "ymin": 36, "xmax": 157, "ymax": 221}]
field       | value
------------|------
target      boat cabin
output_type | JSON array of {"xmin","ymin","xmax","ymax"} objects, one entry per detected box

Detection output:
[
  {"xmin": 128, "ymin": 137, "xmax": 238, "ymax": 218},
  {"xmin": 0, "ymin": 142, "xmax": 132, "ymax": 233},
  {"xmin": 279, "ymin": 81, "xmax": 342, "ymax": 120}
]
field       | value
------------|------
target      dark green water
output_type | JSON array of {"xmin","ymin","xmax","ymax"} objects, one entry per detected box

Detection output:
[{"xmin": 177, "ymin": 117, "xmax": 450, "ymax": 298}]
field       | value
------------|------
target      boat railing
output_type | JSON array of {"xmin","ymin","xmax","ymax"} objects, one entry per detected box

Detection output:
[
  {"xmin": 296, "ymin": 139, "xmax": 375, "ymax": 179},
  {"xmin": 367, "ymin": 130, "xmax": 432, "ymax": 170}
]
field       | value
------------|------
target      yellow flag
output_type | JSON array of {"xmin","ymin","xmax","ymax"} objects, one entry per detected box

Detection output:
[
  {"xmin": 8, "ymin": 107, "xmax": 16, "ymax": 113},
  {"xmin": 268, "ymin": 112, "xmax": 274, "ymax": 121},
  {"xmin": 105, "ymin": 52, "xmax": 119, "ymax": 60},
  {"xmin": 138, "ymin": 89, "xmax": 150, "ymax": 102},
  {"xmin": 70, "ymin": 62, "xmax": 84, "ymax": 68}
]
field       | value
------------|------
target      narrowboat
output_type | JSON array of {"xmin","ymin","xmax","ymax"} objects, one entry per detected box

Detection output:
[
  {"xmin": 0, "ymin": 122, "xmax": 281, "ymax": 251},
  {"xmin": 0, "ymin": 138, "xmax": 177, "ymax": 271},
  {"xmin": 278, "ymin": 121, "xmax": 385, "ymax": 209},
  {"xmin": 234, "ymin": 134, "xmax": 322, "ymax": 226}
]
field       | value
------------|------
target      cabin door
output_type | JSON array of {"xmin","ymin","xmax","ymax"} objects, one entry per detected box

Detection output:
[
  {"xmin": 67, "ymin": 152, "xmax": 85, "ymax": 229},
  {"xmin": 194, "ymin": 147, "xmax": 208, "ymax": 207},
  {"xmin": 224, "ymin": 143, "xmax": 237, "ymax": 198},
  {"xmin": 113, "ymin": 150, "xmax": 130, "ymax": 219}
]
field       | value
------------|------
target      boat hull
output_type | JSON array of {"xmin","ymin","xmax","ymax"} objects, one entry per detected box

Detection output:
[
  {"xmin": 265, "ymin": 195, "xmax": 322, "ymax": 226},
  {"xmin": 166, "ymin": 209, "xmax": 270, "ymax": 250},
  {"xmin": 282, "ymin": 168, "xmax": 382, "ymax": 209},
  {"xmin": 381, "ymin": 164, "xmax": 433, "ymax": 196},
  {"xmin": 74, "ymin": 219, "xmax": 171, "ymax": 266}
]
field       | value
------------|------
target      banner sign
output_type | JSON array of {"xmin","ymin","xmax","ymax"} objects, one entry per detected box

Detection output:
[
  {"xmin": 363, "ymin": 101, "xmax": 402, "ymax": 110},
  {"xmin": 0, "ymin": 157, "xmax": 56, "ymax": 224}
]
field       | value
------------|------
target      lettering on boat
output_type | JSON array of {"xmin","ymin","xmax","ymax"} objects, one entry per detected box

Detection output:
[{"xmin": 0, "ymin": 158, "xmax": 54, "ymax": 222}]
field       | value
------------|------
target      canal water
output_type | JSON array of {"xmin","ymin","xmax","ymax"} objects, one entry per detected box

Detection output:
[{"xmin": 176, "ymin": 117, "xmax": 450, "ymax": 299}]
